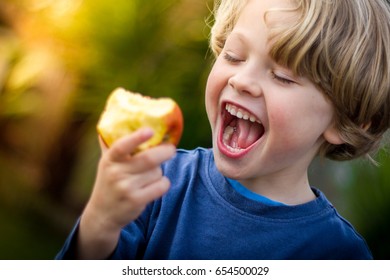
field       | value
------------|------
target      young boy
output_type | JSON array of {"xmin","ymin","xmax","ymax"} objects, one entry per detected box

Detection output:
[{"xmin": 57, "ymin": 0, "xmax": 390, "ymax": 259}]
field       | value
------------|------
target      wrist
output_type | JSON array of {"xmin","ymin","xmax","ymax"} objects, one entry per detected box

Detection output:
[{"xmin": 76, "ymin": 207, "xmax": 121, "ymax": 259}]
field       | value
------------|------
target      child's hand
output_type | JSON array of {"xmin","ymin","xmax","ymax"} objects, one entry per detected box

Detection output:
[{"xmin": 76, "ymin": 128, "xmax": 176, "ymax": 259}]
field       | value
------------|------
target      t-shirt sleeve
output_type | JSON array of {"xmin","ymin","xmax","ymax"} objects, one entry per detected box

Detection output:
[
  {"xmin": 55, "ymin": 218, "xmax": 81, "ymax": 259},
  {"xmin": 108, "ymin": 218, "xmax": 149, "ymax": 259},
  {"xmin": 55, "ymin": 202, "xmax": 154, "ymax": 260}
]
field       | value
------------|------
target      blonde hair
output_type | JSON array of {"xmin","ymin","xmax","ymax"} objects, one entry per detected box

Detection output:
[{"xmin": 210, "ymin": 0, "xmax": 390, "ymax": 161}]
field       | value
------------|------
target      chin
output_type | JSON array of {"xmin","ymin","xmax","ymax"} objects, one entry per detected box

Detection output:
[{"xmin": 212, "ymin": 144, "xmax": 246, "ymax": 179}]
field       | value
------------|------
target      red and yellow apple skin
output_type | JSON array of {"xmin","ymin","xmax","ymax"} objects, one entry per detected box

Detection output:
[{"xmin": 97, "ymin": 87, "xmax": 183, "ymax": 153}]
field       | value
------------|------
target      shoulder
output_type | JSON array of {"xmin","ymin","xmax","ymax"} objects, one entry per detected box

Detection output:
[
  {"xmin": 330, "ymin": 210, "xmax": 373, "ymax": 259},
  {"xmin": 161, "ymin": 148, "xmax": 213, "ymax": 176},
  {"xmin": 160, "ymin": 147, "xmax": 214, "ymax": 193},
  {"xmin": 311, "ymin": 190, "xmax": 373, "ymax": 259},
  {"xmin": 168, "ymin": 147, "xmax": 212, "ymax": 162}
]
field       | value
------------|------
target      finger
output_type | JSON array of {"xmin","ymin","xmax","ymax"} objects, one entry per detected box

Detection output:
[
  {"xmin": 108, "ymin": 128, "xmax": 154, "ymax": 162},
  {"xmin": 124, "ymin": 167, "xmax": 163, "ymax": 190},
  {"xmin": 98, "ymin": 135, "xmax": 109, "ymax": 154},
  {"xmin": 132, "ymin": 176, "xmax": 171, "ymax": 205},
  {"xmin": 127, "ymin": 144, "xmax": 176, "ymax": 173}
]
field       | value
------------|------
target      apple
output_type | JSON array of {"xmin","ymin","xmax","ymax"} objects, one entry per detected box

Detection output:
[{"xmin": 97, "ymin": 87, "xmax": 183, "ymax": 153}]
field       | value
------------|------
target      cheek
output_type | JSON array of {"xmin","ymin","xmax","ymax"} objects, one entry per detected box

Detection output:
[
  {"xmin": 267, "ymin": 99, "xmax": 333, "ymax": 150},
  {"xmin": 205, "ymin": 73, "xmax": 215, "ymax": 113},
  {"xmin": 205, "ymin": 64, "xmax": 225, "ymax": 123},
  {"xmin": 267, "ymin": 98, "xmax": 295, "ymax": 130},
  {"xmin": 268, "ymin": 105, "xmax": 298, "ymax": 148}
]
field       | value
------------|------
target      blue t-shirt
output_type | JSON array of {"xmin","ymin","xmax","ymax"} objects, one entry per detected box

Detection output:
[{"xmin": 56, "ymin": 148, "xmax": 373, "ymax": 259}]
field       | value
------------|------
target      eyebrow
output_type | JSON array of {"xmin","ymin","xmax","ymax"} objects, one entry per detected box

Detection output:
[
  {"xmin": 226, "ymin": 30, "xmax": 249, "ymax": 44},
  {"xmin": 228, "ymin": 30, "xmax": 304, "ymax": 81}
]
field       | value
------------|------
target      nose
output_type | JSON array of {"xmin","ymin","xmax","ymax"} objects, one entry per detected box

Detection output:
[{"xmin": 228, "ymin": 64, "xmax": 263, "ymax": 97}]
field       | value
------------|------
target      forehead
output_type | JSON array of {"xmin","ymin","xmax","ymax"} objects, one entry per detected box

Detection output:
[
  {"xmin": 228, "ymin": 0, "xmax": 298, "ymax": 48},
  {"xmin": 233, "ymin": 0, "xmax": 297, "ymax": 29}
]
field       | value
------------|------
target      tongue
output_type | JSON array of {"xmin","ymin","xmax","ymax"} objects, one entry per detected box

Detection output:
[{"xmin": 236, "ymin": 118, "xmax": 263, "ymax": 148}]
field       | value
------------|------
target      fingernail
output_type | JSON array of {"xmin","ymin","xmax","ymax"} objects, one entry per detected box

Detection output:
[{"xmin": 142, "ymin": 127, "xmax": 154, "ymax": 137}]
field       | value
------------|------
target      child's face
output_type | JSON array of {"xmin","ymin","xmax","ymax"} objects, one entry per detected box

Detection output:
[{"xmin": 205, "ymin": 0, "xmax": 341, "ymax": 190}]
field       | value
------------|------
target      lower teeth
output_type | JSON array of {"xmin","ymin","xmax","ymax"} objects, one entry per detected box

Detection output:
[
  {"xmin": 226, "ymin": 145, "xmax": 242, "ymax": 153},
  {"xmin": 223, "ymin": 125, "xmax": 242, "ymax": 153},
  {"xmin": 223, "ymin": 126, "xmax": 234, "ymax": 141}
]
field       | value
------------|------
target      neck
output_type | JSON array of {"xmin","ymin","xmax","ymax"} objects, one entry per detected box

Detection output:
[{"xmin": 238, "ymin": 171, "xmax": 316, "ymax": 206}]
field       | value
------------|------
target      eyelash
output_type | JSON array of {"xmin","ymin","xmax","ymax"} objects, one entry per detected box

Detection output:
[
  {"xmin": 223, "ymin": 52, "xmax": 295, "ymax": 85},
  {"xmin": 223, "ymin": 52, "xmax": 243, "ymax": 63},
  {"xmin": 270, "ymin": 72, "xmax": 294, "ymax": 85}
]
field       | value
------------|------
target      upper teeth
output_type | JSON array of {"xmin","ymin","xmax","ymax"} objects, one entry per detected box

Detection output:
[{"xmin": 225, "ymin": 104, "xmax": 261, "ymax": 123}]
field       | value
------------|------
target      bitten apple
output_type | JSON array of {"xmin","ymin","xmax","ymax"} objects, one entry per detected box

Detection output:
[{"xmin": 97, "ymin": 87, "xmax": 183, "ymax": 153}]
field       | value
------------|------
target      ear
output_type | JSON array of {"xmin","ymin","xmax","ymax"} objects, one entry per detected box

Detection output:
[
  {"xmin": 361, "ymin": 121, "xmax": 371, "ymax": 132},
  {"xmin": 323, "ymin": 124, "xmax": 344, "ymax": 145}
]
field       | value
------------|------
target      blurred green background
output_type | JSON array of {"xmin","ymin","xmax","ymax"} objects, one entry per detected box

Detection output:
[{"xmin": 0, "ymin": 0, "xmax": 388, "ymax": 259}]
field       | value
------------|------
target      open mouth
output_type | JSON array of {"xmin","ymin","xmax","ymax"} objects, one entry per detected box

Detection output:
[{"xmin": 218, "ymin": 102, "xmax": 265, "ymax": 157}]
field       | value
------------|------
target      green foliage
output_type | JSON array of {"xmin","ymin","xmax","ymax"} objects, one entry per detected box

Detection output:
[
  {"xmin": 340, "ymin": 149, "xmax": 390, "ymax": 259},
  {"xmin": 0, "ymin": 0, "xmax": 213, "ymax": 259},
  {"xmin": 71, "ymin": 0, "xmax": 213, "ymax": 148}
]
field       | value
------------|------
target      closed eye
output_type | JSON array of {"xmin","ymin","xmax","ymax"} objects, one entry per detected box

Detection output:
[
  {"xmin": 223, "ymin": 52, "xmax": 244, "ymax": 63},
  {"xmin": 271, "ymin": 71, "xmax": 295, "ymax": 85}
]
